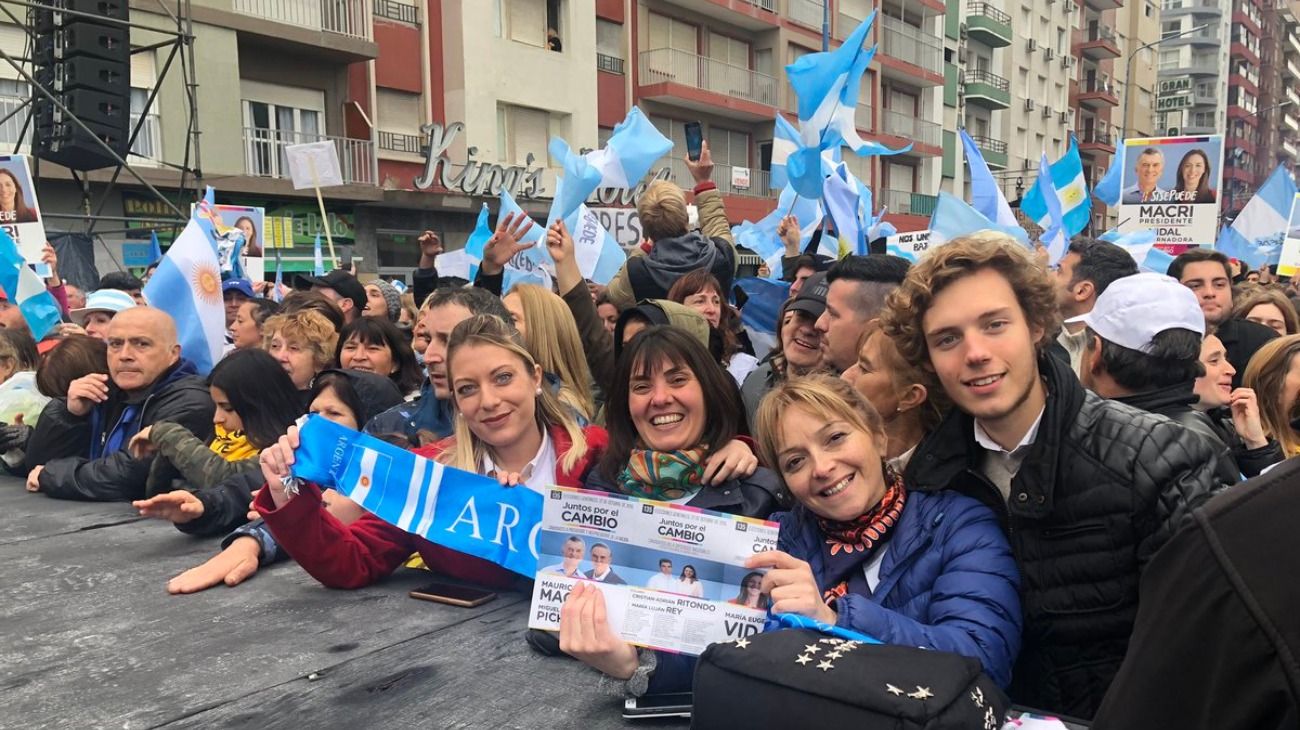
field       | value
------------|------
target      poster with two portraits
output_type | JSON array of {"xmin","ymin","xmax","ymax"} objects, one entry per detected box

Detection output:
[{"xmin": 1116, "ymin": 135, "xmax": 1223, "ymax": 255}]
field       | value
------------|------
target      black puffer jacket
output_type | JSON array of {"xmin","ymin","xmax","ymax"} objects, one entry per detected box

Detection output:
[
  {"xmin": 905, "ymin": 354, "xmax": 1223, "ymax": 719},
  {"xmin": 34, "ymin": 360, "xmax": 214, "ymax": 502}
]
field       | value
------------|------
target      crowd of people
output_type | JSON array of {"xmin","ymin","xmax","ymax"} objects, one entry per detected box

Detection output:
[{"xmin": 8, "ymin": 141, "xmax": 1300, "ymax": 727}]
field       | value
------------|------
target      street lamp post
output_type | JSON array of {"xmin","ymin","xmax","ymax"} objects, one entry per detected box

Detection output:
[{"xmin": 1121, "ymin": 24, "xmax": 1212, "ymax": 138}]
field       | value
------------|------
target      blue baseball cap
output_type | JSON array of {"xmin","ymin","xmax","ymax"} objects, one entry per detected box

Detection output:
[{"xmin": 222, "ymin": 278, "xmax": 255, "ymax": 298}]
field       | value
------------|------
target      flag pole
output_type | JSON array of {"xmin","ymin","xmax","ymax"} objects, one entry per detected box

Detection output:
[{"xmin": 307, "ymin": 156, "xmax": 338, "ymax": 269}]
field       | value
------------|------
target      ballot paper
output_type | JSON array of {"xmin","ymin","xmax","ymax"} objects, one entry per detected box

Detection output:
[{"xmin": 528, "ymin": 487, "xmax": 778, "ymax": 656}]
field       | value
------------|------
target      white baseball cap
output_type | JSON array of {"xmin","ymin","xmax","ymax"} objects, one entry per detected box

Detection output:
[
  {"xmin": 1064, "ymin": 272, "xmax": 1205, "ymax": 351},
  {"xmin": 70, "ymin": 289, "xmax": 138, "ymax": 325}
]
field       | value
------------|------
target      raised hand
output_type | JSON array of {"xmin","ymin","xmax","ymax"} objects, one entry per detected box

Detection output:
[
  {"xmin": 67, "ymin": 373, "xmax": 110, "ymax": 417},
  {"xmin": 480, "ymin": 213, "xmax": 537, "ymax": 276},
  {"xmin": 418, "ymin": 230, "xmax": 443, "ymax": 269},
  {"xmin": 685, "ymin": 140, "xmax": 714, "ymax": 185},
  {"xmin": 777, "ymin": 215, "xmax": 800, "ymax": 256}
]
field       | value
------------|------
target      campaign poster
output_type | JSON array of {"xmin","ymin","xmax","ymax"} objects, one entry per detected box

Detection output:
[
  {"xmin": 586, "ymin": 207, "xmax": 643, "ymax": 251},
  {"xmin": 1116, "ymin": 135, "xmax": 1223, "ymax": 253},
  {"xmin": 1277, "ymin": 194, "xmax": 1300, "ymax": 277},
  {"xmin": 0, "ymin": 155, "xmax": 51, "ymax": 275},
  {"xmin": 529, "ymin": 488, "xmax": 777, "ymax": 656},
  {"xmin": 210, "ymin": 204, "xmax": 266, "ymax": 282}
]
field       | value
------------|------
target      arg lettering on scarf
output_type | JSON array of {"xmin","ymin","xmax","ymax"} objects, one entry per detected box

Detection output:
[{"xmin": 291, "ymin": 414, "xmax": 543, "ymax": 576}]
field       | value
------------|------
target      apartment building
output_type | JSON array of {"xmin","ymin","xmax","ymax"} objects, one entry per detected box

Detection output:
[{"xmin": 18, "ymin": 0, "xmax": 964, "ymax": 277}]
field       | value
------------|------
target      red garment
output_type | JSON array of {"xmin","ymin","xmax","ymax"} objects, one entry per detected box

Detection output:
[{"xmin": 256, "ymin": 424, "xmax": 608, "ymax": 590}]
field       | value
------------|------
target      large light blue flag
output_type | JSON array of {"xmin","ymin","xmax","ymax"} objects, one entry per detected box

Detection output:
[
  {"xmin": 823, "ymin": 162, "xmax": 864, "ymax": 257},
  {"xmin": 770, "ymin": 115, "xmax": 802, "ymax": 191},
  {"xmin": 584, "ymin": 106, "xmax": 674, "ymax": 188},
  {"xmin": 313, "ymin": 233, "xmax": 324, "ymax": 276},
  {"xmin": 959, "ymin": 128, "xmax": 1017, "ymax": 228},
  {"xmin": 928, "ymin": 191, "xmax": 1029, "ymax": 249},
  {"xmin": 0, "ymin": 228, "xmax": 60, "ymax": 339},
  {"xmin": 564, "ymin": 205, "xmax": 626, "ymax": 286},
  {"xmin": 1217, "ymin": 164, "xmax": 1298, "ymax": 269},
  {"xmin": 1034, "ymin": 153, "xmax": 1069, "ymax": 266},
  {"xmin": 292, "ymin": 414, "xmax": 543, "ymax": 577},
  {"xmin": 142, "ymin": 209, "xmax": 226, "ymax": 373},
  {"xmin": 1093, "ymin": 142, "xmax": 1124, "ymax": 207},
  {"xmin": 736, "ymin": 185, "xmax": 824, "ymax": 276},
  {"xmin": 786, "ymin": 12, "xmax": 910, "ymax": 159},
  {"xmin": 499, "ymin": 188, "xmax": 552, "ymax": 292},
  {"xmin": 547, "ymin": 138, "xmax": 606, "ymax": 227},
  {"xmin": 1021, "ymin": 137, "xmax": 1092, "ymax": 238}
]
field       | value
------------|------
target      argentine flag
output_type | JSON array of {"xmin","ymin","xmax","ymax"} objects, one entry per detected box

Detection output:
[
  {"xmin": 1092, "ymin": 142, "xmax": 1124, "ymax": 207},
  {"xmin": 1099, "ymin": 227, "xmax": 1174, "ymax": 274},
  {"xmin": 823, "ymin": 162, "xmax": 865, "ymax": 257},
  {"xmin": 736, "ymin": 277, "xmax": 791, "ymax": 361},
  {"xmin": 735, "ymin": 185, "xmax": 824, "ymax": 276},
  {"xmin": 785, "ymin": 12, "xmax": 910, "ymax": 159},
  {"xmin": 436, "ymin": 203, "xmax": 490, "ymax": 282},
  {"xmin": 499, "ymin": 188, "xmax": 553, "ymax": 292},
  {"xmin": 959, "ymin": 129, "xmax": 1018, "ymax": 229},
  {"xmin": 1021, "ymin": 137, "xmax": 1092, "ymax": 238},
  {"xmin": 1217, "ymin": 164, "xmax": 1298, "ymax": 270},
  {"xmin": 1033, "ymin": 153, "xmax": 1070, "ymax": 267},
  {"xmin": 0, "ymin": 228, "xmax": 60, "ymax": 340},
  {"xmin": 142, "ymin": 213, "xmax": 226, "ymax": 374},
  {"xmin": 584, "ymin": 107, "xmax": 673, "ymax": 189},
  {"xmin": 564, "ymin": 205, "xmax": 626, "ymax": 286}
]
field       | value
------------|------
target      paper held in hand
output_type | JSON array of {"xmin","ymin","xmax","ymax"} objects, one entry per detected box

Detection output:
[
  {"xmin": 284, "ymin": 141, "xmax": 344, "ymax": 267},
  {"xmin": 0, "ymin": 155, "xmax": 51, "ymax": 277},
  {"xmin": 528, "ymin": 487, "xmax": 778, "ymax": 656}
]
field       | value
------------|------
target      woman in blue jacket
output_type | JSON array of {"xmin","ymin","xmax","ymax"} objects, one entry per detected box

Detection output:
[
  {"xmin": 560, "ymin": 374, "xmax": 1021, "ymax": 697},
  {"xmin": 746, "ymin": 375, "xmax": 1022, "ymax": 688}
]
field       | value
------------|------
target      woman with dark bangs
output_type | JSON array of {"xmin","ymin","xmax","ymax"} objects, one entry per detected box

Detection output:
[
  {"xmin": 667, "ymin": 268, "xmax": 759, "ymax": 386},
  {"xmin": 335, "ymin": 316, "xmax": 423, "ymax": 397}
]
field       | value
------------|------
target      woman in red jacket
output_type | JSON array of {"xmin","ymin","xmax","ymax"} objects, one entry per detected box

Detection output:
[{"xmin": 254, "ymin": 314, "xmax": 607, "ymax": 589}]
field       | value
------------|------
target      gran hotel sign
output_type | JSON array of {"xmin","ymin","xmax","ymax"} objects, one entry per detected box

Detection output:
[{"xmin": 412, "ymin": 121, "xmax": 671, "ymax": 205}]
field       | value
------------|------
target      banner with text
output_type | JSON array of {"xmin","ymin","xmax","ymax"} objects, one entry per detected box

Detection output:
[
  {"xmin": 884, "ymin": 230, "xmax": 933, "ymax": 262},
  {"xmin": 528, "ymin": 487, "xmax": 777, "ymax": 655},
  {"xmin": 1278, "ymin": 193, "xmax": 1300, "ymax": 277},
  {"xmin": 1116, "ymin": 135, "xmax": 1223, "ymax": 253}
]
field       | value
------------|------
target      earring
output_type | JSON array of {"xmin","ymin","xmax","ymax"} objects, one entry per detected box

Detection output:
[{"xmin": 536, "ymin": 387, "xmax": 543, "ymax": 397}]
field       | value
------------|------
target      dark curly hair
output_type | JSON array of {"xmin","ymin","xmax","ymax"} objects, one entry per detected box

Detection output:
[{"xmin": 879, "ymin": 233, "xmax": 1060, "ymax": 369}]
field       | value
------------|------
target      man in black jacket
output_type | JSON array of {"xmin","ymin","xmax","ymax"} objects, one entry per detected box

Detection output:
[
  {"xmin": 1072, "ymin": 271, "xmax": 1241, "ymax": 485},
  {"xmin": 26, "ymin": 307, "xmax": 214, "ymax": 501},
  {"xmin": 1093, "ymin": 456, "xmax": 1300, "ymax": 729},
  {"xmin": 881, "ymin": 234, "xmax": 1223, "ymax": 720},
  {"xmin": 1169, "ymin": 248, "xmax": 1276, "ymax": 386}
]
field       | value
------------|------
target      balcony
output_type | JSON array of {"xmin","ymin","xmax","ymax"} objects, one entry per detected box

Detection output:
[
  {"xmin": 789, "ymin": 0, "xmax": 825, "ymax": 28},
  {"xmin": 377, "ymin": 130, "xmax": 424, "ymax": 155},
  {"xmin": 1232, "ymin": 40, "xmax": 1261, "ymax": 64},
  {"xmin": 232, "ymin": 0, "xmax": 376, "ymax": 59},
  {"xmin": 963, "ymin": 69, "xmax": 1011, "ymax": 109},
  {"xmin": 854, "ymin": 102, "xmax": 874, "ymax": 132},
  {"xmin": 1083, "ymin": 0, "xmax": 1122, "ymax": 11},
  {"xmin": 665, "ymin": 158, "xmax": 775, "ymax": 199},
  {"xmin": 1283, "ymin": 138, "xmax": 1299, "ymax": 159},
  {"xmin": 0, "ymin": 94, "xmax": 30, "ymax": 152},
  {"xmin": 373, "ymin": 0, "xmax": 419, "ymax": 23},
  {"xmin": 1288, "ymin": 112, "xmax": 1300, "ymax": 133},
  {"xmin": 1288, "ymin": 32, "xmax": 1300, "ymax": 58},
  {"xmin": 969, "ymin": 135, "xmax": 1008, "ymax": 168},
  {"xmin": 1282, "ymin": 0, "xmax": 1298, "ymax": 24},
  {"xmin": 638, "ymin": 48, "xmax": 778, "ymax": 120},
  {"xmin": 597, "ymin": 53, "xmax": 625, "ymax": 75},
  {"xmin": 965, "ymin": 3, "xmax": 1012, "ymax": 48},
  {"xmin": 836, "ymin": 12, "xmax": 868, "ymax": 40},
  {"xmin": 881, "ymin": 189, "xmax": 939, "ymax": 216},
  {"xmin": 1078, "ymin": 128, "xmax": 1116, "ymax": 154},
  {"xmin": 1074, "ymin": 77, "xmax": 1120, "ymax": 107},
  {"xmin": 243, "ymin": 127, "xmax": 376, "ymax": 186},
  {"xmin": 881, "ymin": 109, "xmax": 943, "ymax": 150},
  {"xmin": 1288, "ymin": 86, "xmax": 1300, "ymax": 109},
  {"xmin": 1287, "ymin": 56, "xmax": 1300, "ymax": 80},
  {"xmin": 656, "ymin": 0, "xmax": 780, "ymax": 30},
  {"xmin": 1075, "ymin": 25, "xmax": 1121, "ymax": 60},
  {"xmin": 879, "ymin": 16, "xmax": 944, "ymax": 80}
]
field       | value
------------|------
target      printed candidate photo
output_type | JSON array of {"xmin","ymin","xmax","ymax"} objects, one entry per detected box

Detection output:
[
  {"xmin": 0, "ymin": 155, "xmax": 40, "ymax": 224},
  {"xmin": 536, "ymin": 531, "xmax": 730, "ymax": 601},
  {"xmin": 214, "ymin": 204, "xmax": 265, "ymax": 257},
  {"xmin": 1119, "ymin": 136, "xmax": 1223, "ymax": 206}
]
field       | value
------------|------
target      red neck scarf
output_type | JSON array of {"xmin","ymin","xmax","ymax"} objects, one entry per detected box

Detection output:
[{"xmin": 817, "ymin": 465, "xmax": 907, "ymax": 602}]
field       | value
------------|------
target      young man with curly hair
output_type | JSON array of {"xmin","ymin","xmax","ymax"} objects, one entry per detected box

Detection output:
[{"xmin": 879, "ymin": 232, "xmax": 1224, "ymax": 720}]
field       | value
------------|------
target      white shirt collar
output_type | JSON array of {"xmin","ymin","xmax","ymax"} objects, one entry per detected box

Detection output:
[
  {"xmin": 973, "ymin": 406, "xmax": 1045, "ymax": 455},
  {"xmin": 481, "ymin": 428, "xmax": 554, "ymax": 492}
]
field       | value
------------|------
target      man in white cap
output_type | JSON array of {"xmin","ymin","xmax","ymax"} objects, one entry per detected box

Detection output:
[
  {"xmin": 70, "ymin": 289, "xmax": 138, "ymax": 341},
  {"xmin": 1072, "ymin": 272, "xmax": 1240, "ymax": 484}
]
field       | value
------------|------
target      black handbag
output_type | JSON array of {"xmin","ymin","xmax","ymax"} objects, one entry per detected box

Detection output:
[{"xmin": 692, "ymin": 628, "xmax": 1009, "ymax": 730}]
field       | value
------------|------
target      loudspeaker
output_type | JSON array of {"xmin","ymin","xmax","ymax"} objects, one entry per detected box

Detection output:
[{"xmin": 32, "ymin": 0, "xmax": 131, "ymax": 171}]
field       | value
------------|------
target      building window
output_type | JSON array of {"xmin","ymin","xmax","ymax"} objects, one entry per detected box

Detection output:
[
  {"xmin": 596, "ymin": 19, "xmax": 624, "ymax": 73},
  {"xmin": 241, "ymin": 81, "xmax": 326, "ymax": 179},
  {"xmin": 497, "ymin": 103, "xmax": 551, "ymax": 166},
  {"xmin": 497, "ymin": 0, "xmax": 563, "ymax": 51},
  {"xmin": 377, "ymin": 88, "xmax": 424, "ymax": 154}
]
